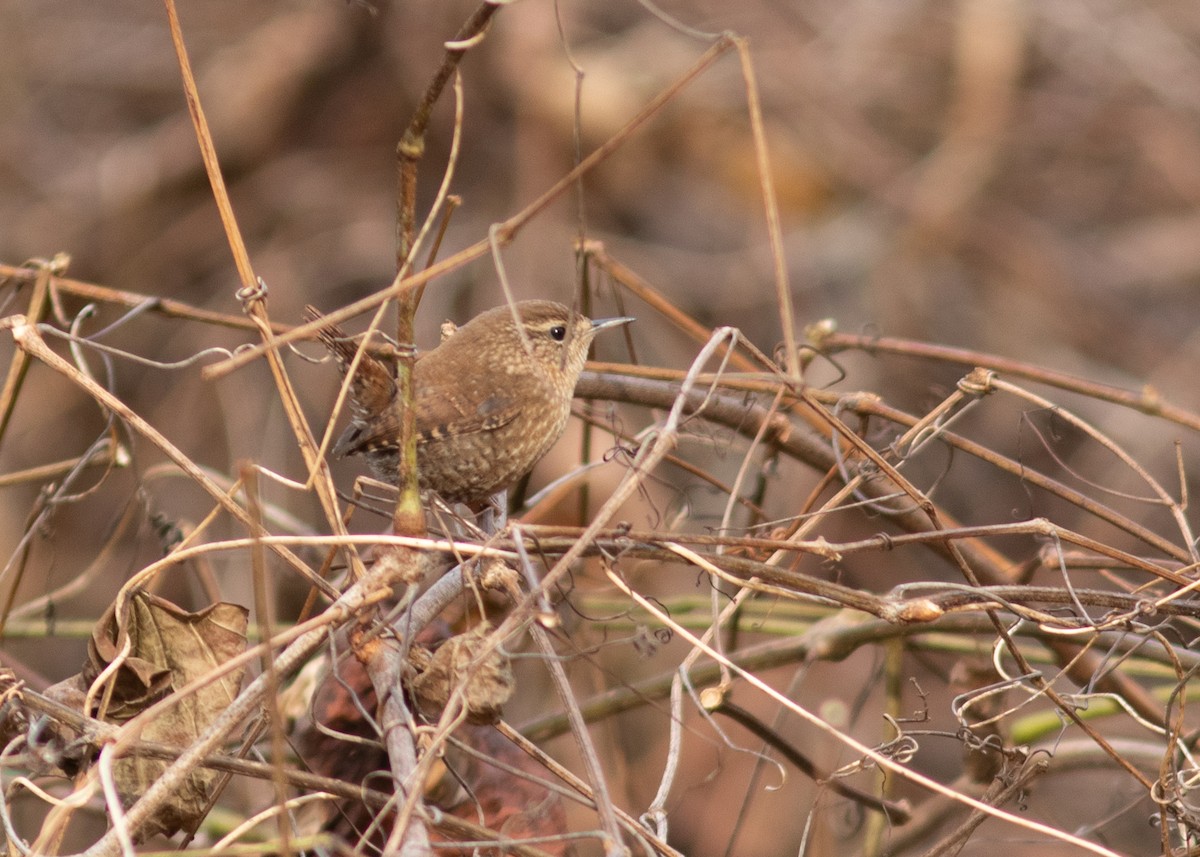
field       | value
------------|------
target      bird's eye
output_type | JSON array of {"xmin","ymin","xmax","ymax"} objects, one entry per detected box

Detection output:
[{"xmin": 549, "ymin": 325, "xmax": 567, "ymax": 341}]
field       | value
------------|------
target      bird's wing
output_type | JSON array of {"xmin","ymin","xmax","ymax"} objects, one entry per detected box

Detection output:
[
  {"xmin": 330, "ymin": 391, "xmax": 521, "ymax": 459},
  {"xmin": 416, "ymin": 389, "xmax": 521, "ymax": 443},
  {"xmin": 409, "ymin": 338, "xmax": 525, "ymax": 443}
]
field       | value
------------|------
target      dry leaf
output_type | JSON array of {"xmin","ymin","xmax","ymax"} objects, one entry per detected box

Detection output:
[
  {"xmin": 0, "ymin": 669, "xmax": 27, "ymax": 750},
  {"xmin": 299, "ymin": 653, "xmax": 568, "ymax": 853},
  {"xmin": 44, "ymin": 590, "xmax": 248, "ymax": 840},
  {"xmin": 409, "ymin": 623, "xmax": 515, "ymax": 726},
  {"xmin": 433, "ymin": 725, "xmax": 572, "ymax": 857}
]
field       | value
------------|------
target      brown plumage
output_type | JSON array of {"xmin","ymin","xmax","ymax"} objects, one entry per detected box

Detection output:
[{"xmin": 307, "ymin": 300, "xmax": 631, "ymax": 504}]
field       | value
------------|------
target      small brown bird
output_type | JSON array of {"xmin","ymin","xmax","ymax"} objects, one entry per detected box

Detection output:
[{"xmin": 307, "ymin": 300, "xmax": 632, "ymax": 505}]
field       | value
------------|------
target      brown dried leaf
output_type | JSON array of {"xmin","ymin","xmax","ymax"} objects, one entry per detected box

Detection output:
[
  {"xmin": 409, "ymin": 623, "xmax": 515, "ymax": 725},
  {"xmin": 0, "ymin": 669, "xmax": 27, "ymax": 749},
  {"xmin": 433, "ymin": 725, "xmax": 571, "ymax": 857},
  {"xmin": 299, "ymin": 635, "xmax": 567, "ymax": 853},
  {"xmin": 44, "ymin": 590, "xmax": 249, "ymax": 840}
]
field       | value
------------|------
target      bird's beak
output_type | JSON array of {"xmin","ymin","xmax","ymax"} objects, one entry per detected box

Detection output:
[{"xmin": 591, "ymin": 316, "xmax": 635, "ymax": 332}]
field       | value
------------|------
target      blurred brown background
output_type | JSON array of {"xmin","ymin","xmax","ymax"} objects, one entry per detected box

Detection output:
[
  {"xmin": 6, "ymin": 1, "xmax": 1200, "ymax": 371},
  {"xmin": 3, "ymin": 1, "xmax": 1199, "ymax": 854}
]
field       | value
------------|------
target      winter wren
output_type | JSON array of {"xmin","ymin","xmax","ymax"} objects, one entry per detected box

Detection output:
[{"xmin": 307, "ymin": 300, "xmax": 632, "ymax": 504}]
